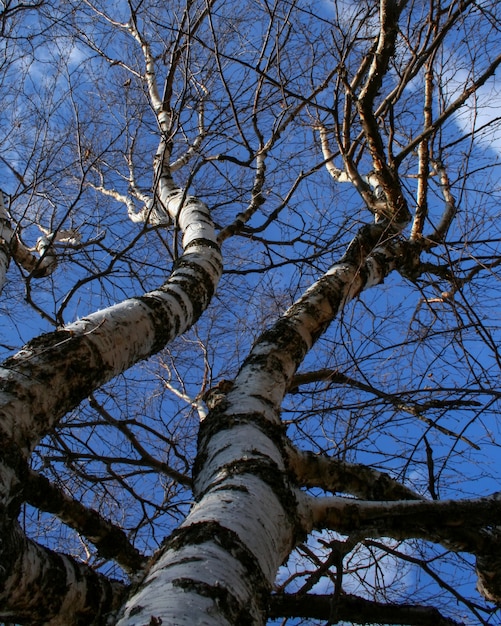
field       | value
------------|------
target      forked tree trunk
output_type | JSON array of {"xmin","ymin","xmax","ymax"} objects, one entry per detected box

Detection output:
[{"xmin": 116, "ymin": 223, "xmax": 405, "ymax": 625}]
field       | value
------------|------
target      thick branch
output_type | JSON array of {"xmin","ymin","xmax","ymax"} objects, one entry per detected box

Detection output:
[
  {"xmin": 0, "ymin": 190, "xmax": 222, "ymax": 455},
  {"xmin": 303, "ymin": 492, "xmax": 501, "ymax": 554},
  {"xmin": 0, "ymin": 518, "xmax": 125, "ymax": 625},
  {"xmin": 315, "ymin": 124, "xmax": 384, "ymax": 216},
  {"xmin": 269, "ymin": 592, "xmax": 463, "ymax": 626},
  {"xmin": 287, "ymin": 447, "xmax": 423, "ymax": 501},
  {"xmin": 24, "ymin": 469, "xmax": 146, "ymax": 573},
  {"xmin": 303, "ymin": 492, "xmax": 501, "ymax": 604},
  {"xmin": 10, "ymin": 229, "xmax": 80, "ymax": 279},
  {"xmin": 0, "ymin": 192, "xmax": 78, "ymax": 288}
]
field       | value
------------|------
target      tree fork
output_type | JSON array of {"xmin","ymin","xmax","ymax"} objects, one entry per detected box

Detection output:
[{"xmin": 116, "ymin": 222, "xmax": 409, "ymax": 625}]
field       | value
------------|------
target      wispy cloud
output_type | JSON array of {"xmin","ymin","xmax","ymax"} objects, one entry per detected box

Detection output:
[{"xmin": 444, "ymin": 68, "xmax": 501, "ymax": 156}]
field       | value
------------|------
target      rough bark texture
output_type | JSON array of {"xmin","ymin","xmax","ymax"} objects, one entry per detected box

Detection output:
[
  {"xmin": 116, "ymin": 224, "xmax": 407, "ymax": 625},
  {"xmin": 303, "ymin": 492, "xmax": 501, "ymax": 555},
  {"xmin": 0, "ymin": 519, "xmax": 125, "ymax": 626},
  {"xmin": 0, "ymin": 193, "xmax": 221, "ymax": 454},
  {"xmin": 0, "ymin": 190, "xmax": 221, "ymax": 624},
  {"xmin": 268, "ymin": 592, "xmax": 464, "ymax": 625},
  {"xmin": 476, "ymin": 532, "xmax": 501, "ymax": 606},
  {"xmin": 0, "ymin": 191, "xmax": 12, "ymax": 294},
  {"xmin": 287, "ymin": 447, "xmax": 424, "ymax": 501}
]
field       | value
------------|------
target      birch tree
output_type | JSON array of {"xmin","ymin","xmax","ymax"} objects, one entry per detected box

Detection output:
[{"xmin": 1, "ymin": 0, "xmax": 501, "ymax": 624}]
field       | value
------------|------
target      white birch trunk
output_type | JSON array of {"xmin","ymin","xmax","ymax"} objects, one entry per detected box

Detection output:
[
  {"xmin": 117, "ymin": 224, "xmax": 406, "ymax": 625},
  {"xmin": 0, "ymin": 191, "xmax": 222, "ymax": 454},
  {"xmin": 0, "ymin": 189, "xmax": 222, "ymax": 624}
]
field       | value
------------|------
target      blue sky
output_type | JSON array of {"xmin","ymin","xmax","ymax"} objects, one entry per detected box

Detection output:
[{"xmin": 2, "ymin": 1, "xmax": 501, "ymax": 624}]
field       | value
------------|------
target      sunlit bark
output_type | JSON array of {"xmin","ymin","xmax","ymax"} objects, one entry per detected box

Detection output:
[
  {"xmin": 0, "ymin": 189, "xmax": 221, "ymax": 622},
  {"xmin": 117, "ymin": 220, "xmax": 409, "ymax": 624},
  {"xmin": 1, "ymin": 0, "xmax": 501, "ymax": 623},
  {"xmin": 0, "ymin": 191, "xmax": 221, "ymax": 452}
]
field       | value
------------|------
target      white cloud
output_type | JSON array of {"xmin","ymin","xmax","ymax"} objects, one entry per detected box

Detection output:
[{"xmin": 444, "ymin": 68, "xmax": 501, "ymax": 156}]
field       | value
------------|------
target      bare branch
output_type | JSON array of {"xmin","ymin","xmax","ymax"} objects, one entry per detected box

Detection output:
[
  {"xmin": 287, "ymin": 446, "xmax": 424, "ymax": 501},
  {"xmin": 24, "ymin": 469, "xmax": 147, "ymax": 573},
  {"xmin": 269, "ymin": 592, "xmax": 464, "ymax": 626}
]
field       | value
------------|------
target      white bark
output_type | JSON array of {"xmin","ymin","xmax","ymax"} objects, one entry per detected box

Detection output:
[
  {"xmin": 116, "ymin": 419, "xmax": 294, "ymax": 625},
  {"xmin": 117, "ymin": 225, "xmax": 407, "ymax": 625},
  {"xmin": 0, "ymin": 191, "xmax": 222, "ymax": 454},
  {"xmin": 298, "ymin": 490, "xmax": 501, "ymax": 551},
  {"xmin": 287, "ymin": 446, "xmax": 424, "ymax": 501},
  {"xmin": 10, "ymin": 228, "xmax": 80, "ymax": 278},
  {"xmin": 0, "ymin": 518, "xmax": 125, "ymax": 625},
  {"xmin": 0, "ymin": 189, "xmax": 221, "ymax": 623}
]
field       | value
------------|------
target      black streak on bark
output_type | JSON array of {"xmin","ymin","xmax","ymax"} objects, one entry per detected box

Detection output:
[
  {"xmin": 194, "ymin": 410, "xmax": 288, "ymax": 480},
  {"xmin": 1, "ymin": 330, "xmax": 108, "ymax": 443},
  {"xmin": 164, "ymin": 521, "xmax": 270, "ymax": 624}
]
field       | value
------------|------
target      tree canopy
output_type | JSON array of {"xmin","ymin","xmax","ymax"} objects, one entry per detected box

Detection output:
[{"xmin": 2, "ymin": 0, "xmax": 501, "ymax": 624}]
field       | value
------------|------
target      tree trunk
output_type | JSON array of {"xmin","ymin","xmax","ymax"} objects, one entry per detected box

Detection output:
[
  {"xmin": 0, "ymin": 190, "xmax": 222, "ymax": 624},
  {"xmin": 117, "ymin": 223, "xmax": 406, "ymax": 624},
  {"xmin": 0, "ymin": 191, "xmax": 12, "ymax": 294}
]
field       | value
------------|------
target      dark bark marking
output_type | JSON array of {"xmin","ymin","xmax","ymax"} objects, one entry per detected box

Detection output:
[
  {"xmin": 162, "ymin": 521, "xmax": 270, "ymax": 623},
  {"xmin": 136, "ymin": 247, "xmax": 220, "ymax": 354},
  {"xmin": 194, "ymin": 410, "xmax": 287, "ymax": 480},
  {"xmin": 172, "ymin": 578, "xmax": 255, "ymax": 625},
  {"xmin": 201, "ymin": 457, "xmax": 299, "ymax": 528},
  {"xmin": 165, "ymin": 521, "xmax": 268, "ymax": 593},
  {"xmin": 184, "ymin": 237, "xmax": 221, "ymax": 252},
  {"xmin": 241, "ymin": 352, "xmax": 289, "ymax": 381},
  {"xmin": 251, "ymin": 319, "xmax": 309, "ymax": 366},
  {"xmin": 136, "ymin": 293, "xmax": 178, "ymax": 351},
  {"xmin": 0, "ymin": 523, "xmax": 123, "ymax": 625},
  {"xmin": 23, "ymin": 471, "xmax": 146, "ymax": 572},
  {"xmin": 1, "ymin": 331, "xmax": 108, "ymax": 440},
  {"xmin": 129, "ymin": 605, "xmax": 144, "ymax": 616}
]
